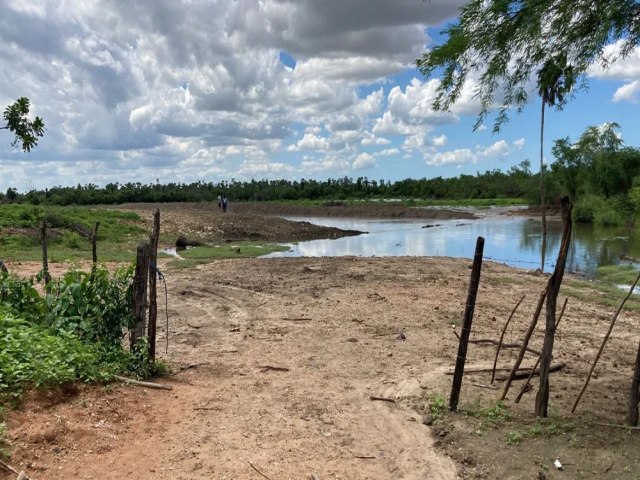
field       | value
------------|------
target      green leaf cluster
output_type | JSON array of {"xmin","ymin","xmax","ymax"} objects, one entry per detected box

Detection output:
[
  {"xmin": 2, "ymin": 97, "xmax": 45, "ymax": 152},
  {"xmin": 0, "ymin": 265, "xmax": 154, "ymax": 403}
]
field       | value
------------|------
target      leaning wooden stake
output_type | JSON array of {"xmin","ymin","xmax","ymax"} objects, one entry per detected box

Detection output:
[
  {"xmin": 536, "ymin": 197, "xmax": 572, "ymax": 418},
  {"xmin": 627, "ymin": 338, "xmax": 640, "ymax": 426},
  {"xmin": 501, "ymin": 288, "xmax": 547, "ymax": 400},
  {"xmin": 449, "ymin": 236, "xmax": 485, "ymax": 412},
  {"xmin": 147, "ymin": 209, "xmax": 160, "ymax": 362},
  {"xmin": 91, "ymin": 221, "xmax": 100, "ymax": 267},
  {"xmin": 40, "ymin": 220, "xmax": 51, "ymax": 286},
  {"xmin": 130, "ymin": 243, "xmax": 150, "ymax": 351},
  {"xmin": 515, "ymin": 297, "xmax": 568, "ymax": 404},
  {"xmin": 491, "ymin": 294, "xmax": 526, "ymax": 384},
  {"xmin": 572, "ymin": 268, "xmax": 640, "ymax": 414}
]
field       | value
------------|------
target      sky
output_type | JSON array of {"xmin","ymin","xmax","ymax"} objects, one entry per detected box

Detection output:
[{"xmin": 1, "ymin": 0, "xmax": 640, "ymax": 193}]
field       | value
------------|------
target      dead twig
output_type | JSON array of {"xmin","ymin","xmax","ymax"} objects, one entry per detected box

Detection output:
[
  {"xmin": 590, "ymin": 422, "xmax": 640, "ymax": 431},
  {"xmin": 501, "ymin": 289, "xmax": 547, "ymax": 400},
  {"xmin": 572, "ymin": 269, "xmax": 640, "ymax": 414},
  {"xmin": 495, "ymin": 363, "xmax": 566, "ymax": 381},
  {"xmin": 491, "ymin": 295, "xmax": 526, "ymax": 383},
  {"xmin": 369, "ymin": 395, "xmax": 396, "ymax": 403},
  {"xmin": 0, "ymin": 460, "xmax": 29, "ymax": 479},
  {"xmin": 248, "ymin": 460, "xmax": 273, "ymax": 480},
  {"xmin": 354, "ymin": 455, "xmax": 376, "ymax": 459},
  {"xmin": 471, "ymin": 382, "xmax": 499, "ymax": 390},
  {"xmin": 282, "ymin": 317, "xmax": 313, "ymax": 322},
  {"xmin": 469, "ymin": 338, "xmax": 540, "ymax": 356},
  {"xmin": 515, "ymin": 298, "xmax": 568, "ymax": 404},
  {"xmin": 170, "ymin": 362, "xmax": 209, "ymax": 375},
  {"xmin": 260, "ymin": 365, "xmax": 290, "ymax": 372},
  {"xmin": 114, "ymin": 375, "xmax": 173, "ymax": 390}
]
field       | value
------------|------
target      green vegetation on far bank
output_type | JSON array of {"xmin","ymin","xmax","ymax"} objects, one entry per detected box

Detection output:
[
  {"xmin": 0, "ymin": 204, "xmax": 147, "ymax": 263},
  {"xmin": 165, "ymin": 242, "xmax": 289, "ymax": 269}
]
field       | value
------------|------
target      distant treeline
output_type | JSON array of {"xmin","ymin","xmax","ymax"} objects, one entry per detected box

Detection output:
[
  {"xmin": 2, "ymin": 124, "xmax": 640, "ymax": 226},
  {"xmin": 2, "ymin": 166, "xmax": 537, "ymax": 206}
]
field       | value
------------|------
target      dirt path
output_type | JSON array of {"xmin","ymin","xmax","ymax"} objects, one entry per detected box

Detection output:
[{"xmin": 6, "ymin": 257, "xmax": 463, "ymax": 480}]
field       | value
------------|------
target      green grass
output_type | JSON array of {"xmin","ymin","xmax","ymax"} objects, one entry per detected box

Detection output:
[
  {"xmin": 596, "ymin": 264, "xmax": 640, "ymax": 285},
  {"xmin": 166, "ymin": 242, "xmax": 289, "ymax": 269},
  {"xmin": 0, "ymin": 204, "xmax": 146, "ymax": 262}
]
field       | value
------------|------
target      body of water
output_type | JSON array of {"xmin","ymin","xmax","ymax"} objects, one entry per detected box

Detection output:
[{"xmin": 263, "ymin": 212, "xmax": 640, "ymax": 276}]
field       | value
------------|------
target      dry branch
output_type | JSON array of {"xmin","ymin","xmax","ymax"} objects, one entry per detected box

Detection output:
[
  {"xmin": 515, "ymin": 297, "xmax": 568, "ymax": 404},
  {"xmin": 469, "ymin": 338, "xmax": 540, "ymax": 356},
  {"xmin": 114, "ymin": 375, "xmax": 173, "ymax": 390},
  {"xmin": 0, "ymin": 460, "xmax": 30, "ymax": 479},
  {"xmin": 572, "ymin": 268, "xmax": 640, "ymax": 415},
  {"xmin": 260, "ymin": 365, "xmax": 290, "ymax": 372},
  {"xmin": 501, "ymin": 288, "xmax": 547, "ymax": 400},
  {"xmin": 248, "ymin": 461, "xmax": 273, "ymax": 480},
  {"xmin": 369, "ymin": 395, "xmax": 396, "ymax": 403},
  {"xmin": 495, "ymin": 363, "xmax": 566, "ymax": 381},
  {"xmin": 491, "ymin": 295, "xmax": 526, "ymax": 383},
  {"xmin": 589, "ymin": 422, "xmax": 640, "ymax": 431}
]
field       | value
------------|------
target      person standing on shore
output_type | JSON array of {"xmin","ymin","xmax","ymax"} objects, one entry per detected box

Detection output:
[
  {"xmin": 222, "ymin": 196, "xmax": 228, "ymax": 213},
  {"xmin": 217, "ymin": 194, "xmax": 222, "ymax": 210}
]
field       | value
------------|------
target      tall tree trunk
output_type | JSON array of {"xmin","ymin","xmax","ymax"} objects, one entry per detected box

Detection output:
[
  {"xmin": 535, "ymin": 197, "xmax": 572, "ymax": 417},
  {"xmin": 540, "ymin": 97, "xmax": 547, "ymax": 272}
]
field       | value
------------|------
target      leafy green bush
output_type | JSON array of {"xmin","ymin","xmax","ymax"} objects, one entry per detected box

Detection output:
[
  {"xmin": 573, "ymin": 194, "xmax": 627, "ymax": 226},
  {"xmin": 0, "ymin": 265, "xmax": 157, "ymax": 402},
  {"xmin": 0, "ymin": 312, "xmax": 121, "ymax": 396},
  {"xmin": 46, "ymin": 266, "xmax": 134, "ymax": 347},
  {"xmin": 0, "ymin": 272, "xmax": 46, "ymax": 319}
]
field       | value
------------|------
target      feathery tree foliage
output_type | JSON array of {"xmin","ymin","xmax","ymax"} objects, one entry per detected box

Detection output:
[
  {"xmin": 2, "ymin": 97, "xmax": 45, "ymax": 152},
  {"xmin": 416, "ymin": 0, "xmax": 640, "ymax": 132}
]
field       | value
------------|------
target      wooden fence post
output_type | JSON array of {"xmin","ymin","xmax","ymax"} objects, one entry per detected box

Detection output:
[
  {"xmin": 449, "ymin": 236, "xmax": 485, "ymax": 412},
  {"xmin": 130, "ymin": 242, "xmax": 149, "ymax": 351},
  {"xmin": 627, "ymin": 339, "xmax": 640, "ymax": 426},
  {"xmin": 91, "ymin": 222, "xmax": 100, "ymax": 267},
  {"xmin": 535, "ymin": 197, "xmax": 572, "ymax": 418},
  {"xmin": 147, "ymin": 209, "xmax": 160, "ymax": 362},
  {"xmin": 40, "ymin": 220, "xmax": 51, "ymax": 287}
]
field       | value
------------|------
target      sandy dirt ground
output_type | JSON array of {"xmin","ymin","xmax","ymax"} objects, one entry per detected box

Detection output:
[{"xmin": 3, "ymin": 203, "xmax": 640, "ymax": 479}]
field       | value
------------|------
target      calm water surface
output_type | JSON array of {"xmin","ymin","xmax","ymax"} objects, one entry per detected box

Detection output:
[{"xmin": 263, "ymin": 210, "xmax": 640, "ymax": 276}]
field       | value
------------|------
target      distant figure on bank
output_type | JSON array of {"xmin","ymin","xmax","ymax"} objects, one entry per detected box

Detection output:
[
  {"xmin": 217, "ymin": 194, "xmax": 222, "ymax": 210},
  {"xmin": 222, "ymin": 196, "xmax": 228, "ymax": 213}
]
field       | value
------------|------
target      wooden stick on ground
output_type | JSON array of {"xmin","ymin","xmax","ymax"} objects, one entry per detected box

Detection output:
[
  {"xmin": 491, "ymin": 295, "xmax": 526, "ymax": 384},
  {"xmin": 369, "ymin": 395, "xmax": 396, "ymax": 403},
  {"xmin": 260, "ymin": 365, "xmax": 290, "ymax": 372},
  {"xmin": 472, "ymin": 338, "xmax": 540, "ymax": 356},
  {"xmin": 248, "ymin": 461, "xmax": 273, "ymax": 480},
  {"xmin": 501, "ymin": 289, "xmax": 547, "ymax": 401},
  {"xmin": 571, "ymin": 269, "xmax": 640, "ymax": 414},
  {"xmin": 0, "ymin": 460, "xmax": 29, "ymax": 479},
  {"xmin": 114, "ymin": 375, "xmax": 173, "ymax": 390},
  {"xmin": 495, "ymin": 363, "xmax": 566, "ymax": 381},
  {"xmin": 515, "ymin": 298, "xmax": 568, "ymax": 404}
]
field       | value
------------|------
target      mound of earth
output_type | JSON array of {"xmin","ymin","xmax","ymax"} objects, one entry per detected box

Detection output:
[{"xmin": 114, "ymin": 202, "xmax": 476, "ymax": 244}]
